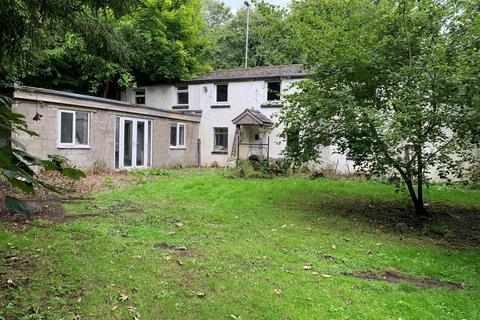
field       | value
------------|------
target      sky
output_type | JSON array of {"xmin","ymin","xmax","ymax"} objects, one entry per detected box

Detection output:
[{"xmin": 223, "ymin": 0, "xmax": 290, "ymax": 10}]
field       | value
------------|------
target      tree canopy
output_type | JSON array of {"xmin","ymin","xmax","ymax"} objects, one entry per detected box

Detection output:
[{"xmin": 279, "ymin": 0, "xmax": 480, "ymax": 215}]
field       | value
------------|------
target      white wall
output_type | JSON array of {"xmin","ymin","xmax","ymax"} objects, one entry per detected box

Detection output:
[{"xmin": 123, "ymin": 79, "xmax": 355, "ymax": 173}]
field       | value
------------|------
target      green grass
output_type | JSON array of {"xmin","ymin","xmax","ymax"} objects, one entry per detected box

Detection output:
[{"xmin": 1, "ymin": 170, "xmax": 480, "ymax": 319}]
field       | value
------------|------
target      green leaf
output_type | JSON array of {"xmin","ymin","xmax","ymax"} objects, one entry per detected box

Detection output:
[
  {"xmin": 9, "ymin": 177, "xmax": 35, "ymax": 194},
  {"xmin": 61, "ymin": 167, "xmax": 86, "ymax": 180},
  {"xmin": 4, "ymin": 196, "xmax": 35, "ymax": 218}
]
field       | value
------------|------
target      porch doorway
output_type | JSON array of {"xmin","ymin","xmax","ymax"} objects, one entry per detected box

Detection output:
[{"xmin": 115, "ymin": 117, "xmax": 152, "ymax": 169}]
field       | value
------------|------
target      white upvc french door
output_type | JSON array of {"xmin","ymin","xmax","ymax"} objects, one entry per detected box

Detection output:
[{"xmin": 117, "ymin": 117, "xmax": 151, "ymax": 169}]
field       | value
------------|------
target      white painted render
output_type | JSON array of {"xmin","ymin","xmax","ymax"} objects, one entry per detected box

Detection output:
[{"xmin": 124, "ymin": 79, "xmax": 354, "ymax": 172}]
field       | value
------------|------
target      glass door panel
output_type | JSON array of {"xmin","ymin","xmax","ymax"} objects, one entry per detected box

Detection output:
[
  {"xmin": 136, "ymin": 121, "xmax": 145, "ymax": 166},
  {"xmin": 123, "ymin": 120, "xmax": 133, "ymax": 167}
]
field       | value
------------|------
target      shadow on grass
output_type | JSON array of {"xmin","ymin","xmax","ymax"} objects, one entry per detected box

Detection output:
[{"xmin": 279, "ymin": 194, "xmax": 480, "ymax": 249}]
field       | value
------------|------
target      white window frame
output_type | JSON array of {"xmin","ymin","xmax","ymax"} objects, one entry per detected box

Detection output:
[
  {"xmin": 170, "ymin": 122, "xmax": 186, "ymax": 149},
  {"xmin": 215, "ymin": 83, "xmax": 229, "ymax": 104},
  {"xmin": 117, "ymin": 116, "xmax": 151, "ymax": 169},
  {"xmin": 176, "ymin": 86, "xmax": 189, "ymax": 106},
  {"xmin": 57, "ymin": 110, "xmax": 90, "ymax": 148},
  {"xmin": 213, "ymin": 127, "xmax": 228, "ymax": 151}
]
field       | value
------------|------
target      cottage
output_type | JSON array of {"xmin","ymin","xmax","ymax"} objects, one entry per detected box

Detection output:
[
  {"xmin": 7, "ymin": 86, "xmax": 201, "ymax": 170},
  {"xmin": 123, "ymin": 64, "xmax": 353, "ymax": 172}
]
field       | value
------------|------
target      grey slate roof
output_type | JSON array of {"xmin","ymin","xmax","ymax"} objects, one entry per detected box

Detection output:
[
  {"xmin": 232, "ymin": 108, "xmax": 274, "ymax": 126},
  {"xmin": 187, "ymin": 64, "xmax": 307, "ymax": 83}
]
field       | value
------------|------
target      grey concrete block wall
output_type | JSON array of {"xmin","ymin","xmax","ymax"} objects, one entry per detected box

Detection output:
[
  {"xmin": 151, "ymin": 120, "xmax": 199, "ymax": 168},
  {"xmin": 12, "ymin": 99, "xmax": 199, "ymax": 170}
]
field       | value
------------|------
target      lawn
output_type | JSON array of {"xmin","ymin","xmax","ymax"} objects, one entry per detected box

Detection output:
[{"xmin": 1, "ymin": 170, "xmax": 480, "ymax": 319}]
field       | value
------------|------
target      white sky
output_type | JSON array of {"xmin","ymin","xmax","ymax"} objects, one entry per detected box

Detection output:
[{"xmin": 223, "ymin": 0, "xmax": 290, "ymax": 10}]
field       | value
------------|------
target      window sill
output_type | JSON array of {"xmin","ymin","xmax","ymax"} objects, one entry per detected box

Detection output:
[
  {"xmin": 211, "ymin": 105, "xmax": 230, "ymax": 109},
  {"xmin": 172, "ymin": 105, "xmax": 189, "ymax": 110},
  {"xmin": 261, "ymin": 102, "xmax": 284, "ymax": 108},
  {"xmin": 57, "ymin": 145, "xmax": 91, "ymax": 149},
  {"xmin": 211, "ymin": 150, "xmax": 228, "ymax": 154},
  {"xmin": 169, "ymin": 147, "xmax": 186, "ymax": 150}
]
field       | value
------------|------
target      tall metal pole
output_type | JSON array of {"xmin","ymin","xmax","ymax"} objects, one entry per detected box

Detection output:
[{"xmin": 244, "ymin": 1, "xmax": 250, "ymax": 69}]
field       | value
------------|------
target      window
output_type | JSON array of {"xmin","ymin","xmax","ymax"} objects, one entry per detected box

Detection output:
[
  {"xmin": 57, "ymin": 110, "xmax": 89, "ymax": 147},
  {"xmin": 213, "ymin": 127, "xmax": 228, "ymax": 151},
  {"xmin": 216, "ymin": 84, "xmax": 228, "ymax": 103},
  {"xmin": 170, "ymin": 123, "xmax": 186, "ymax": 148},
  {"xmin": 135, "ymin": 89, "xmax": 145, "ymax": 104},
  {"xmin": 267, "ymin": 81, "xmax": 281, "ymax": 101},
  {"xmin": 176, "ymin": 85, "xmax": 189, "ymax": 105}
]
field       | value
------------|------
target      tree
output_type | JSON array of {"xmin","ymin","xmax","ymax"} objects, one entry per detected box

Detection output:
[
  {"xmin": 202, "ymin": 0, "xmax": 232, "ymax": 29},
  {"xmin": 279, "ymin": 0, "xmax": 480, "ymax": 216},
  {"xmin": 204, "ymin": 0, "xmax": 303, "ymax": 69},
  {"xmin": 119, "ymin": 0, "xmax": 210, "ymax": 83},
  {"xmin": 0, "ymin": 0, "xmax": 139, "ymax": 217}
]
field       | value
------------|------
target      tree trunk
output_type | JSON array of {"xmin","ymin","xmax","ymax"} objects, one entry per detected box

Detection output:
[{"xmin": 403, "ymin": 176, "xmax": 427, "ymax": 216}]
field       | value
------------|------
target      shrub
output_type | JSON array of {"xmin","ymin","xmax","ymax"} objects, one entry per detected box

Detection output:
[{"xmin": 224, "ymin": 157, "xmax": 292, "ymax": 179}]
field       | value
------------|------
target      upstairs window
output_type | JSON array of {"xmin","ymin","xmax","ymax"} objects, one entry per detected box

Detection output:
[
  {"xmin": 170, "ymin": 123, "xmax": 186, "ymax": 148},
  {"xmin": 267, "ymin": 82, "xmax": 281, "ymax": 101},
  {"xmin": 176, "ymin": 85, "xmax": 189, "ymax": 105},
  {"xmin": 216, "ymin": 84, "xmax": 228, "ymax": 103},
  {"xmin": 135, "ymin": 89, "xmax": 145, "ymax": 105},
  {"xmin": 58, "ymin": 110, "xmax": 89, "ymax": 147},
  {"xmin": 213, "ymin": 127, "xmax": 228, "ymax": 151}
]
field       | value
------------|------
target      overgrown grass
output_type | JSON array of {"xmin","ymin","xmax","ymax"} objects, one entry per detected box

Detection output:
[{"xmin": 1, "ymin": 170, "xmax": 479, "ymax": 319}]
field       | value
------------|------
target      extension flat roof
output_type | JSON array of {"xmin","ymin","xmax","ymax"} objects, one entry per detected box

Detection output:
[{"xmin": 11, "ymin": 86, "xmax": 201, "ymax": 123}]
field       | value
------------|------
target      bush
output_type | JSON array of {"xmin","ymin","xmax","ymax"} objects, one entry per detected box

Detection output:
[{"xmin": 224, "ymin": 157, "xmax": 291, "ymax": 179}]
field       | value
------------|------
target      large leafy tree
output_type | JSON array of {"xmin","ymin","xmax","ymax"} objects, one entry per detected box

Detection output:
[
  {"xmin": 204, "ymin": 0, "xmax": 303, "ymax": 69},
  {"xmin": 7, "ymin": 0, "xmax": 209, "ymax": 97},
  {"xmin": 279, "ymin": 0, "xmax": 480, "ymax": 216},
  {"xmin": 120, "ymin": 0, "xmax": 210, "ymax": 83},
  {"xmin": 0, "ymin": 0, "xmax": 139, "ymax": 217}
]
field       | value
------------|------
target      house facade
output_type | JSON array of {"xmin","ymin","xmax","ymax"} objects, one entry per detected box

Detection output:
[
  {"xmin": 123, "ymin": 64, "xmax": 353, "ymax": 171},
  {"xmin": 7, "ymin": 86, "xmax": 201, "ymax": 170}
]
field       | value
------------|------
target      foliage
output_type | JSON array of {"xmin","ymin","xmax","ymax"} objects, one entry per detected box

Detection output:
[
  {"xmin": 225, "ymin": 156, "xmax": 291, "ymax": 179},
  {"xmin": 279, "ymin": 0, "xmax": 480, "ymax": 215},
  {"xmin": 1, "ymin": 0, "xmax": 209, "ymax": 97},
  {"xmin": 204, "ymin": 0, "xmax": 304, "ymax": 69},
  {"xmin": 118, "ymin": 0, "xmax": 210, "ymax": 84},
  {"xmin": 0, "ymin": 91, "xmax": 85, "ymax": 217}
]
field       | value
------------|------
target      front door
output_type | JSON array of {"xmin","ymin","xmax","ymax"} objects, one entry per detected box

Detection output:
[{"xmin": 116, "ymin": 117, "xmax": 151, "ymax": 169}]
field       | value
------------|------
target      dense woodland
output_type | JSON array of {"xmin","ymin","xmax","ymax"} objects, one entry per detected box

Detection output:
[{"xmin": 0, "ymin": 0, "xmax": 307, "ymax": 99}]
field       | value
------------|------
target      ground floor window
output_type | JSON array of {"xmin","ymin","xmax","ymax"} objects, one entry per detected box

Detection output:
[
  {"xmin": 115, "ymin": 117, "xmax": 152, "ymax": 169},
  {"xmin": 57, "ymin": 110, "xmax": 89, "ymax": 147},
  {"xmin": 170, "ymin": 123, "xmax": 186, "ymax": 148},
  {"xmin": 213, "ymin": 127, "xmax": 228, "ymax": 151}
]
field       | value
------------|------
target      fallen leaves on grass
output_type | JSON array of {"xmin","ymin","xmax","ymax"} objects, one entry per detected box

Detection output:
[
  {"xmin": 273, "ymin": 288, "xmax": 282, "ymax": 295},
  {"xmin": 303, "ymin": 265, "xmax": 312, "ymax": 270},
  {"xmin": 119, "ymin": 293, "xmax": 129, "ymax": 302},
  {"xmin": 164, "ymin": 255, "xmax": 173, "ymax": 261}
]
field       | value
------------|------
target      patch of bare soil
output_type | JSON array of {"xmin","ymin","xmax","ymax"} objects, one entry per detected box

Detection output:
[
  {"xmin": 323, "ymin": 198, "xmax": 480, "ymax": 249},
  {"xmin": 0, "ymin": 171, "xmax": 164, "ymax": 231},
  {"xmin": 346, "ymin": 269, "xmax": 467, "ymax": 290}
]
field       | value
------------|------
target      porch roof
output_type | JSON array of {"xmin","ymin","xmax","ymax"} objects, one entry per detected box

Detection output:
[{"xmin": 232, "ymin": 109, "xmax": 274, "ymax": 126}]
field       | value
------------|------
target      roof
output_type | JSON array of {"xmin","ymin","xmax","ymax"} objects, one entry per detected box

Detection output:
[
  {"xmin": 232, "ymin": 109, "xmax": 274, "ymax": 126},
  {"xmin": 187, "ymin": 64, "xmax": 307, "ymax": 84},
  {"xmin": 12, "ymin": 86, "xmax": 201, "ymax": 123}
]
